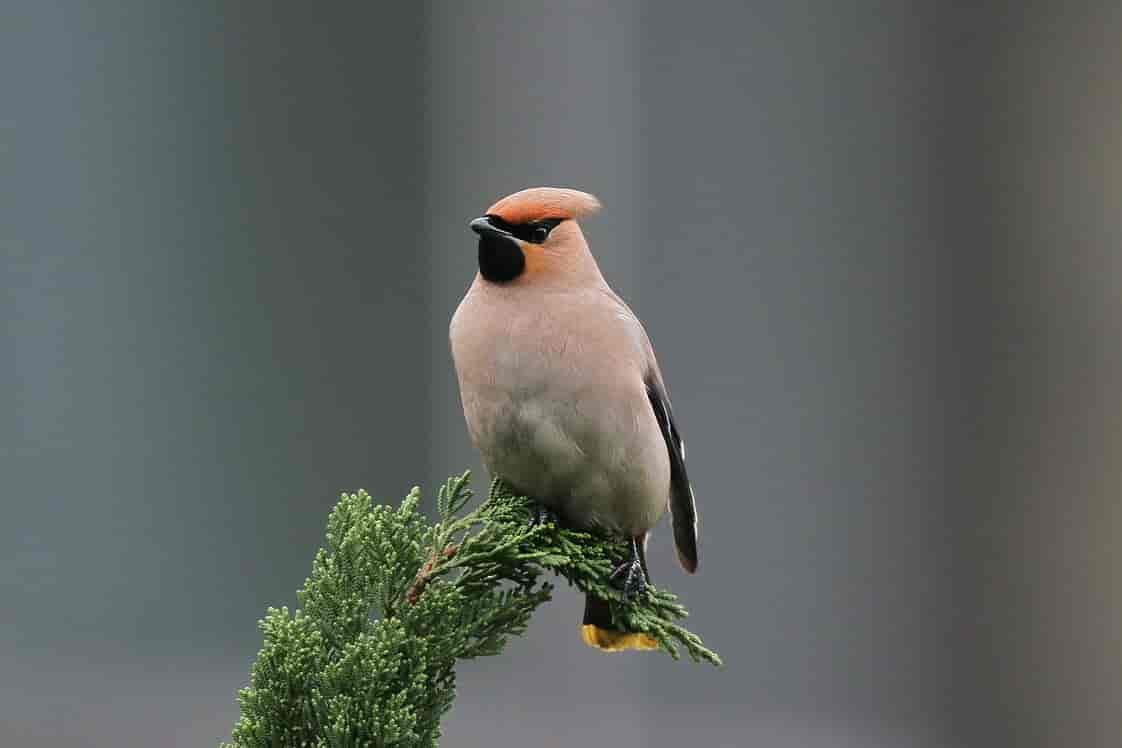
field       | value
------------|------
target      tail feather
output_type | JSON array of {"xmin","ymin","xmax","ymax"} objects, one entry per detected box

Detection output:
[{"xmin": 581, "ymin": 594, "xmax": 658, "ymax": 652}]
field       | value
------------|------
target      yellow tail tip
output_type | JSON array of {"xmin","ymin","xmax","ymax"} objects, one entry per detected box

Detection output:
[{"xmin": 581, "ymin": 625, "xmax": 660, "ymax": 652}]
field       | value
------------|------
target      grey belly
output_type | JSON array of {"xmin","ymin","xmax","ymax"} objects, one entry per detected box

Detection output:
[{"xmin": 478, "ymin": 396, "xmax": 666, "ymax": 538}]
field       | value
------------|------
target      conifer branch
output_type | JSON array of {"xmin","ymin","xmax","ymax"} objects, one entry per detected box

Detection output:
[{"xmin": 224, "ymin": 472, "xmax": 720, "ymax": 748}]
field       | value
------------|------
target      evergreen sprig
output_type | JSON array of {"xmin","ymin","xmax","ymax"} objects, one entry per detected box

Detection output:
[{"xmin": 224, "ymin": 472, "xmax": 720, "ymax": 748}]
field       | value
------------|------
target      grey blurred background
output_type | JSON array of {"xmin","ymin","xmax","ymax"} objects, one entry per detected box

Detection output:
[{"xmin": 2, "ymin": 2, "xmax": 1120, "ymax": 746}]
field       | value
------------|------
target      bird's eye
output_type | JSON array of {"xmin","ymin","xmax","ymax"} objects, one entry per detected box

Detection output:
[{"xmin": 531, "ymin": 225, "xmax": 550, "ymax": 242}]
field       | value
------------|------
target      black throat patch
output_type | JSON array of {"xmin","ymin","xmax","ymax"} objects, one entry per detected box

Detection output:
[{"xmin": 478, "ymin": 234, "xmax": 525, "ymax": 283}]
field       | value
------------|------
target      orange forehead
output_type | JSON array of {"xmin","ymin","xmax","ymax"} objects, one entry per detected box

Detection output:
[{"xmin": 486, "ymin": 187, "xmax": 601, "ymax": 225}]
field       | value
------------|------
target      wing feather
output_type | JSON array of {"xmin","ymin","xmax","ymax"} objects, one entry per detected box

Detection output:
[
  {"xmin": 646, "ymin": 374, "xmax": 698, "ymax": 573},
  {"xmin": 601, "ymin": 288, "xmax": 699, "ymax": 573}
]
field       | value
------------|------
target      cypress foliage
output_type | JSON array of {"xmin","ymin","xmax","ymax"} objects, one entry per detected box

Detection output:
[{"xmin": 225, "ymin": 472, "xmax": 720, "ymax": 748}]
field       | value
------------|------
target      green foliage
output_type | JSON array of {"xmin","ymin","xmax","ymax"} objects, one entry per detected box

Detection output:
[{"xmin": 224, "ymin": 473, "xmax": 720, "ymax": 748}]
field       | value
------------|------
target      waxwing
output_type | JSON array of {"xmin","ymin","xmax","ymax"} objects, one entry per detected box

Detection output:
[{"xmin": 450, "ymin": 187, "xmax": 698, "ymax": 651}]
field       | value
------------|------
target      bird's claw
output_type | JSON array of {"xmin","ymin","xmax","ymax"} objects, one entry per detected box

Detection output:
[
  {"xmin": 528, "ymin": 503, "xmax": 560, "ymax": 528},
  {"xmin": 609, "ymin": 557, "xmax": 648, "ymax": 600}
]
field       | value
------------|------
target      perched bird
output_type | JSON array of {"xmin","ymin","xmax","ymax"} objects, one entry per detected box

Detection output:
[{"xmin": 450, "ymin": 187, "xmax": 698, "ymax": 652}]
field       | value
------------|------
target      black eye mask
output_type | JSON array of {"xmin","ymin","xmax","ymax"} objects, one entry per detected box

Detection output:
[{"xmin": 484, "ymin": 215, "xmax": 563, "ymax": 244}]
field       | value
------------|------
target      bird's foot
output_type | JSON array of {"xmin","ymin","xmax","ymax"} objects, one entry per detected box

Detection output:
[
  {"xmin": 527, "ymin": 502, "xmax": 560, "ymax": 528},
  {"xmin": 609, "ymin": 556, "xmax": 648, "ymax": 601}
]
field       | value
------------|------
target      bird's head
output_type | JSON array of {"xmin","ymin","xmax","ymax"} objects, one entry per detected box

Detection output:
[{"xmin": 469, "ymin": 187, "xmax": 602, "ymax": 286}]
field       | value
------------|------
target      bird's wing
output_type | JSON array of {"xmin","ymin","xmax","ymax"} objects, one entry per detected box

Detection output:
[
  {"xmin": 601, "ymin": 289, "xmax": 699, "ymax": 573},
  {"xmin": 645, "ymin": 367, "xmax": 698, "ymax": 573}
]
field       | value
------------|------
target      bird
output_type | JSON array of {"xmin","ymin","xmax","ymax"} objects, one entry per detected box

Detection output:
[{"xmin": 449, "ymin": 187, "xmax": 698, "ymax": 652}]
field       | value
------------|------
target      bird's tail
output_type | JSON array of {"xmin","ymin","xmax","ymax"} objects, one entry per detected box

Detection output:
[{"xmin": 581, "ymin": 594, "xmax": 659, "ymax": 652}]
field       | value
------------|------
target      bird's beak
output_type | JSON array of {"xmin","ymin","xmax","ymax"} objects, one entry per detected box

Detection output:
[{"xmin": 470, "ymin": 216, "xmax": 512, "ymax": 238}]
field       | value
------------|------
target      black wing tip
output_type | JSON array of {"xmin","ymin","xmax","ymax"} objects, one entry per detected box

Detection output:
[
  {"xmin": 675, "ymin": 535, "xmax": 698, "ymax": 573},
  {"xmin": 679, "ymin": 554, "xmax": 698, "ymax": 574}
]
